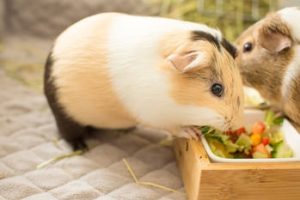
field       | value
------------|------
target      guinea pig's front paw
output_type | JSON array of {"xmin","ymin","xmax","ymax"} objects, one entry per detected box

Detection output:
[{"xmin": 177, "ymin": 127, "xmax": 200, "ymax": 140}]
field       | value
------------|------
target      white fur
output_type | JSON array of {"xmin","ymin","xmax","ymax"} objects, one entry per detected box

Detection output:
[
  {"xmin": 279, "ymin": 8, "xmax": 300, "ymax": 99},
  {"xmin": 279, "ymin": 7, "xmax": 300, "ymax": 42},
  {"xmin": 106, "ymin": 15, "xmax": 225, "ymax": 129},
  {"xmin": 281, "ymin": 46, "xmax": 300, "ymax": 99}
]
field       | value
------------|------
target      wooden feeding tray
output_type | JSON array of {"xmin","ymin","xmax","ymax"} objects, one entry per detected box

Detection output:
[{"xmin": 174, "ymin": 138, "xmax": 300, "ymax": 200}]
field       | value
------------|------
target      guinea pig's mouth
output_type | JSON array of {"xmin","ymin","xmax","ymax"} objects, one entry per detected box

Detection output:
[
  {"xmin": 183, "ymin": 126, "xmax": 238, "ymax": 140},
  {"xmin": 183, "ymin": 125, "xmax": 229, "ymax": 140},
  {"xmin": 182, "ymin": 124, "xmax": 230, "ymax": 140}
]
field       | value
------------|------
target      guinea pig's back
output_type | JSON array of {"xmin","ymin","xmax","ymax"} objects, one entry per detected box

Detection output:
[{"xmin": 49, "ymin": 13, "xmax": 137, "ymax": 129}]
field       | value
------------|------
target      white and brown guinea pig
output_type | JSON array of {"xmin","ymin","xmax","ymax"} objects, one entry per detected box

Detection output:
[
  {"xmin": 44, "ymin": 12, "xmax": 244, "ymax": 150},
  {"xmin": 235, "ymin": 7, "xmax": 300, "ymax": 130}
]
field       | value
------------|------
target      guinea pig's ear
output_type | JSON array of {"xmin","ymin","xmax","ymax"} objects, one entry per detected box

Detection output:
[
  {"xmin": 258, "ymin": 19, "xmax": 292, "ymax": 53},
  {"xmin": 167, "ymin": 51, "xmax": 210, "ymax": 73}
]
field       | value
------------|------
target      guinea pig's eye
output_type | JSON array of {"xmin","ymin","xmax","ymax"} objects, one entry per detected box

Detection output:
[
  {"xmin": 243, "ymin": 42, "xmax": 253, "ymax": 53},
  {"xmin": 211, "ymin": 83, "xmax": 223, "ymax": 97}
]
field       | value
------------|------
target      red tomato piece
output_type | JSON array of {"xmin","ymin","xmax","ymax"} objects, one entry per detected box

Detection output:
[
  {"xmin": 235, "ymin": 127, "xmax": 246, "ymax": 135},
  {"xmin": 262, "ymin": 137, "xmax": 270, "ymax": 146},
  {"xmin": 253, "ymin": 143, "xmax": 271, "ymax": 158},
  {"xmin": 252, "ymin": 122, "xmax": 266, "ymax": 134},
  {"xmin": 225, "ymin": 130, "xmax": 233, "ymax": 135}
]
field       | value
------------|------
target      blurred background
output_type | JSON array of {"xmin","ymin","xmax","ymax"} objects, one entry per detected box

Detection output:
[{"xmin": 0, "ymin": 0, "xmax": 299, "ymax": 92}]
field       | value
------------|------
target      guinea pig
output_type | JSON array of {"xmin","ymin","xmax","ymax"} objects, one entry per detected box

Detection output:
[
  {"xmin": 44, "ymin": 13, "xmax": 244, "ymax": 150},
  {"xmin": 235, "ymin": 7, "xmax": 300, "ymax": 130}
]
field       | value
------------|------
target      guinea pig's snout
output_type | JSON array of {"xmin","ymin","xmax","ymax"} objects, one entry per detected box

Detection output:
[
  {"xmin": 224, "ymin": 106, "xmax": 245, "ymax": 131},
  {"xmin": 228, "ymin": 112, "xmax": 245, "ymax": 131}
]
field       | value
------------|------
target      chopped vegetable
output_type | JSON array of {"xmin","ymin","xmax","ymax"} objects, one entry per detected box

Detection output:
[
  {"xmin": 250, "ymin": 133, "xmax": 262, "ymax": 146},
  {"xmin": 207, "ymin": 138, "xmax": 233, "ymax": 158},
  {"xmin": 235, "ymin": 127, "xmax": 246, "ymax": 135},
  {"xmin": 262, "ymin": 137, "xmax": 270, "ymax": 146},
  {"xmin": 252, "ymin": 151, "xmax": 269, "ymax": 158},
  {"xmin": 252, "ymin": 121, "xmax": 265, "ymax": 134},
  {"xmin": 272, "ymin": 142, "xmax": 294, "ymax": 158},
  {"xmin": 269, "ymin": 131, "xmax": 284, "ymax": 145},
  {"xmin": 235, "ymin": 133, "xmax": 251, "ymax": 153},
  {"xmin": 202, "ymin": 110, "xmax": 293, "ymax": 159},
  {"xmin": 253, "ymin": 143, "xmax": 271, "ymax": 158}
]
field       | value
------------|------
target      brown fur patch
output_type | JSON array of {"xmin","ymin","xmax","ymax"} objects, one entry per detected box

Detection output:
[
  {"xmin": 260, "ymin": 13, "xmax": 291, "ymax": 37},
  {"xmin": 52, "ymin": 14, "xmax": 136, "ymax": 129},
  {"xmin": 159, "ymin": 31, "xmax": 191, "ymax": 58}
]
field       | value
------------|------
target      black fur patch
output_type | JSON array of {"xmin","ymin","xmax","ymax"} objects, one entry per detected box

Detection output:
[
  {"xmin": 221, "ymin": 38, "xmax": 237, "ymax": 58},
  {"xmin": 191, "ymin": 31, "xmax": 221, "ymax": 50},
  {"xmin": 44, "ymin": 52, "xmax": 88, "ymax": 151},
  {"xmin": 191, "ymin": 31, "xmax": 237, "ymax": 58}
]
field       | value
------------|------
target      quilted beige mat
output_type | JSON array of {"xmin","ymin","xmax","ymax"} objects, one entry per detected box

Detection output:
[{"xmin": 0, "ymin": 70, "xmax": 186, "ymax": 200}]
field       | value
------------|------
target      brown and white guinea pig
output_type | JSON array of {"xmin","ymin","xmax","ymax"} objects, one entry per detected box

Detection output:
[
  {"xmin": 235, "ymin": 7, "xmax": 300, "ymax": 130},
  {"xmin": 44, "ymin": 12, "xmax": 244, "ymax": 150}
]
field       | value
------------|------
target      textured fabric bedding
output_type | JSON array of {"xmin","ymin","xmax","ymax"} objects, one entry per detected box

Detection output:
[{"xmin": 0, "ymin": 70, "xmax": 186, "ymax": 200}]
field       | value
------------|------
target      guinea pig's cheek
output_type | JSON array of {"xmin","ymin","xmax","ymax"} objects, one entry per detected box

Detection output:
[
  {"xmin": 235, "ymin": 57, "xmax": 242, "ymax": 69},
  {"xmin": 245, "ymin": 70, "xmax": 254, "ymax": 81},
  {"xmin": 203, "ymin": 105, "xmax": 227, "ymax": 130}
]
